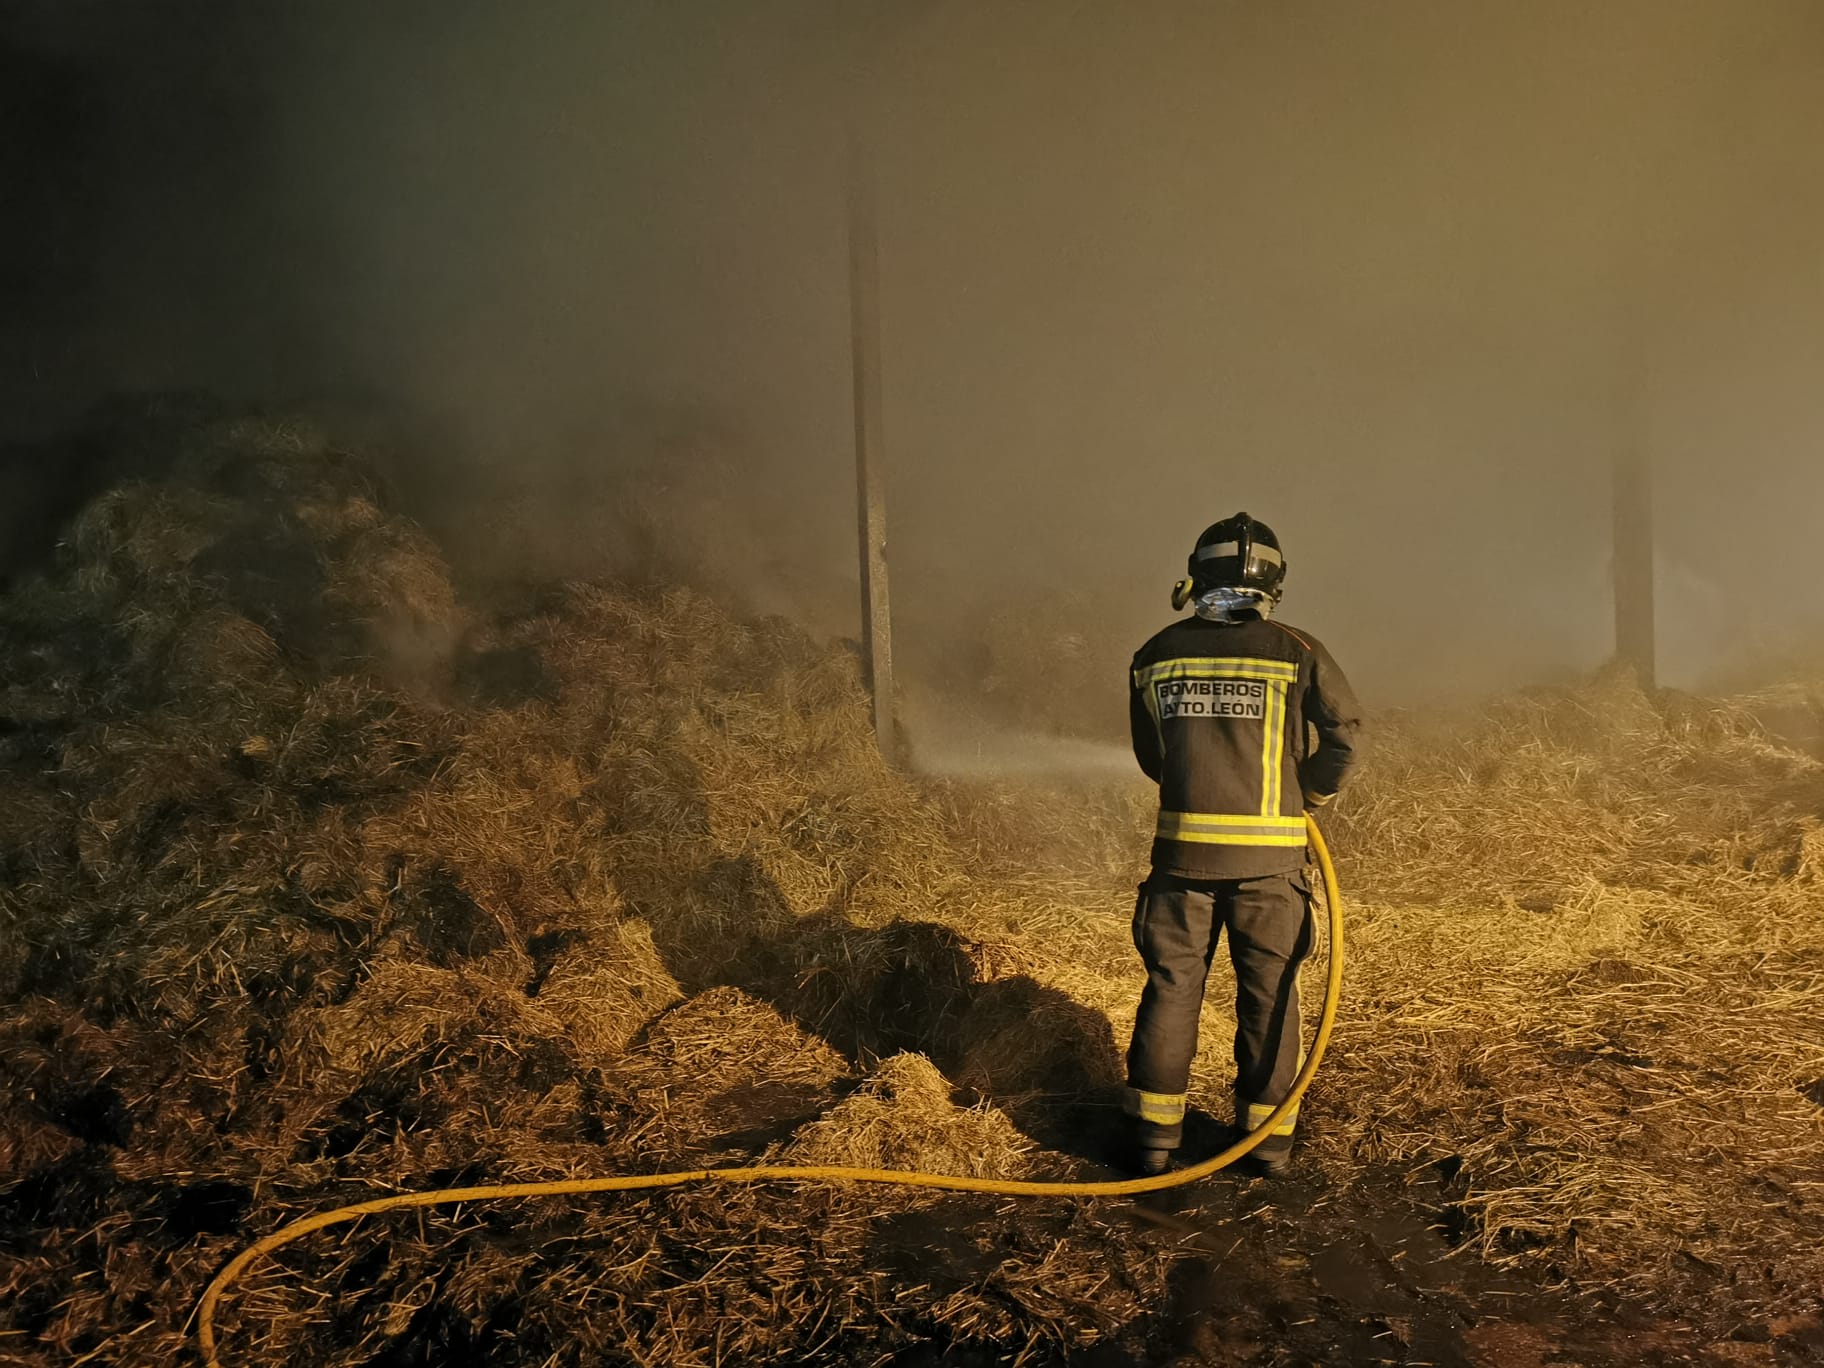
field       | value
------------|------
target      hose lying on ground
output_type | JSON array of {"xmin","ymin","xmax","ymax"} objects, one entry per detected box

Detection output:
[{"xmin": 197, "ymin": 815, "xmax": 1345, "ymax": 1368}]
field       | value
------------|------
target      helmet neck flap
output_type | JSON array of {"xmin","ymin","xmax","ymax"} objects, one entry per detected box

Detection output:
[{"xmin": 1193, "ymin": 585, "xmax": 1277, "ymax": 623}]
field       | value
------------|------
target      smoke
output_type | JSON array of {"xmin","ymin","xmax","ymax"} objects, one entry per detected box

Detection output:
[
  {"xmin": 4, "ymin": 0, "xmax": 1824, "ymax": 701},
  {"xmin": 907, "ymin": 724, "xmax": 1138, "ymax": 785}
]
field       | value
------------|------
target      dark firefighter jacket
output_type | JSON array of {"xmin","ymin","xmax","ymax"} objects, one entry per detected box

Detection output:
[{"xmin": 1129, "ymin": 614, "xmax": 1363, "ymax": 880}]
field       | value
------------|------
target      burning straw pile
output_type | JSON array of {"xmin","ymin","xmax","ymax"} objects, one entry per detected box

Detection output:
[
  {"xmin": 0, "ymin": 410, "xmax": 1820, "ymax": 1365},
  {"xmin": 0, "ymin": 412, "xmax": 1166, "ymax": 1367}
]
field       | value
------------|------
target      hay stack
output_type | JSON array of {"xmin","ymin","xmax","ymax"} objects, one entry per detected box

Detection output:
[
  {"xmin": 785, "ymin": 1052, "xmax": 1031, "ymax": 1179},
  {"xmin": 2, "ymin": 408, "xmax": 1186, "ymax": 1368},
  {"xmin": 533, "ymin": 919, "xmax": 683, "ymax": 1062},
  {"xmin": 1331, "ymin": 666, "xmax": 1824, "ymax": 907},
  {"xmin": 5, "ymin": 405, "xmax": 1821, "ymax": 1365},
  {"xmin": 632, "ymin": 985, "xmax": 848, "ymax": 1090},
  {"xmin": 324, "ymin": 523, "xmax": 462, "ymax": 683},
  {"xmin": 49, "ymin": 413, "xmax": 460, "ymax": 687},
  {"xmin": 1727, "ymin": 679, "xmax": 1824, "ymax": 758},
  {"xmin": 953, "ymin": 977, "xmax": 1126, "ymax": 1102},
  {"xmin": 168, "ymin": 606, "xmax": 282, "ymax": 680},
  {"xmin": 1316, "ymin": 668, "xmax": 1824, "ymax": 1311},
  {"xmin": 608, "ymin": 986, "xmax": 850, "ymax": 1158}
]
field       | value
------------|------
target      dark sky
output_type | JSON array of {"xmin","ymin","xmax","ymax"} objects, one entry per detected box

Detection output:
[{"xmin": 4, "ymin": 1, "xmax": 1823, "ymax": 699}]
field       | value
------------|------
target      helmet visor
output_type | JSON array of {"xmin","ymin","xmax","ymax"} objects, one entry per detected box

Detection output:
[{"xmin": 1192, "ymin": 539, "xmax": 1284, "ymax": 587}]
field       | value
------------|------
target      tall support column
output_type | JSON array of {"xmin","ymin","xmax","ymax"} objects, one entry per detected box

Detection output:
[
  {"xmin": 848, "ymin": 132, "xmax": 896, "ymax": 762},
  {"xmin": 1612, "ymin": 445, "xmax": 1656, "ymax": 690}
]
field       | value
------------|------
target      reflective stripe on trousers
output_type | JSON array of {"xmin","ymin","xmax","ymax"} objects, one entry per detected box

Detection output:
[
  {"xmin": 1122, "ymin": 1087, "xmax": 1187, "ymax": 1128},
  {"xmin": 1244, "ymin": 1094, "xmax": 1301, "ymax": 1138}
]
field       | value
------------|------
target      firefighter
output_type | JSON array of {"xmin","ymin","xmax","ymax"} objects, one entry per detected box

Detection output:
[{"xmin": 1123, "ymin": 512, "xmax": 1362, "ymax": 1177}]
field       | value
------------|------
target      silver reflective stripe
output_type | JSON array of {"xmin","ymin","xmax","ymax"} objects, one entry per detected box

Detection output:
[
  {"xmin": 1244, "ymin": 1099, "xmax": 1301, "ymax": 1137},
  {"xmin": 1123, "ymin": 1087, "xmax": 1187, "ymax": 1126},
  {"xmin": 1159, "ymin": 811, "xmax": 1306, "ymax": 830},
  {"xmin": 1156, "ymin": 811, "xmax": 1307, "ymax": 847},
  {"xmin": 1194, "ymin": 541, "xmax": 1282, "ymax": 566}
]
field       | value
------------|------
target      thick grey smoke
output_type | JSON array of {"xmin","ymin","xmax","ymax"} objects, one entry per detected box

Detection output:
[{"xmin": 5, "ymin": 1, "xmax": 1823, "ymax": 700}]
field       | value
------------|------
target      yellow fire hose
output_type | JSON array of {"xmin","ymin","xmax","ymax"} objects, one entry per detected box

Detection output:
[{"xmin": 197, "ymin": 815, "xmax": 1344, "ymax": 1368}]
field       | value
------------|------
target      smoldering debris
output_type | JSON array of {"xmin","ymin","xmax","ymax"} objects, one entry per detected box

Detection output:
[
  {"xmin": 0, "ymin": 412, "xmax": 1170, "ymax": 1365},
  {"xmin": 0, "ymin": 413, "xmax": 1820, "ymax": 1365}
]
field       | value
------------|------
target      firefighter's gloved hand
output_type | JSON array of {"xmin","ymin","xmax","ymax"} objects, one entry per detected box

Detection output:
[{"xmin": 1303, "ymin": 791, "xmax": 1335, "ymax": 809}]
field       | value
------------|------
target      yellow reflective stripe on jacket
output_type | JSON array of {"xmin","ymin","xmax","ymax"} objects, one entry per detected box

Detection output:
[
  {"xmin": 1156, "ymin": 811, "xmax": 1308, "ymax": 847},
  {"xmin": 1244, "ymin": 1099, "xmax": 1301, "ymax": 1137},
  {"xmin": 1121, "ymin": 1087, "xmax": 1186, "ymax": 1127},
  {"xmin": 1260, "ymin": 678, "xmax": 1286, "ymax": 815}
]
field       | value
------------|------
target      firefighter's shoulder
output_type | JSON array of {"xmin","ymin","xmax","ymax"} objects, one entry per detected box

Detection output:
[
  {"xmin": 1264, "ymin": 618, "xmax": 1330, "ymax": 659},
  {"xmin": 1132, "ymin": 617, "xmax": 1209, "ymax": 664}
]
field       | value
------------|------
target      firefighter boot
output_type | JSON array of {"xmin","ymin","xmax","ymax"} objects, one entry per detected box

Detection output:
[
  {"xmin": 1121, "ymin": 1089, "xmax": 1185, "ymax": 1177},
  {"xmin": 1237, "ymin": 1092, "xmax": 1297, "ymax": 1177},
  {"xmin": 1132, "ymin": 1144, "xmax": 1173, "ymax": 1177},
  {"xmin": 1246, "ymin": 1135, "xmax": 1293, "ymax": 1178}
]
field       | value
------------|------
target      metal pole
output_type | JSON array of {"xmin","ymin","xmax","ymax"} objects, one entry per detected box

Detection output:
[
  {"xmin": 1610, "ymin": 245, "xmax": 1656, "ymax": 692},
  {"xmin": 1611, "ymin": 445, "xmax": 1656, "ymax": 690},
  {"xmin": 848, "ymin": 130, "xmax": 896, "ymax": 762}
]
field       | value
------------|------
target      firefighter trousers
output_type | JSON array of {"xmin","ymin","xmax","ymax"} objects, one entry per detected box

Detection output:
[{"xmin": 1123, "ymin": 869, "xmax": 1314, "ymax": 1154}]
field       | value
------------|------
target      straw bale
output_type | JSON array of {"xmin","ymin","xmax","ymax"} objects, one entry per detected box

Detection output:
[
  {"xmin": 168, "ymin": 606, "xmax": 281, "ymax": 681},
  {"xmin": 291, "ymin": 493, "xmax": 386, "ymax": 541},
  {"xmin": 305, "ymin": 960, "xmax": 564, "ymax": 1078},
  {"xmin": 740, "ymin": 917, "xmax": 983, "ymax": 1063},
  {"xmin": 64, "ymin": 482, "xmax": 235, "ymax": 587},
  {"xmin": 326, "ymin": 524, "xmax": 462, "ymax": 665},
  {"xmin": 600, "ymin": 987, "xmax": 854, "ymax": 1164},
  {"xmin": 42, "ymin": 415, "xmax": 454, "ymax": 689},
  {"xmin": 1728, "ymin": 681, "xmax": 1824, "ymax": 758},
  {"xmin": 1330, "ymin": 669, "xmax": 1824, "ymax": 909},
  {"xmin": 168, "ymin": 416, "xmax": 388, "ymax": 513},
  {"xmin": 784, "ymin": 1052, "xmax": 1031, "ymax": 1179},
  {"xmin": 629, "ymin": 985, "xmax": 847, "ymax": 1094},
  {"xmin": 182, "ymin": 414, "xmax": 332, "ymax": 467},
  {"xmin": 0, "ymin": 782, "xmax": 67, "ymax": 861},
  {"xmin": 533, "ymin": 921, "xmax": 682, "ymax": 1063},
  {"xmin": 953, "ymin": 977, "xmax": 1126, "ymax": 1101},
  {"xmin": 249, "ymin": 956, "xmax": 609, "ymax": 1180},
  {"xmin": 1797, "ymin": 820, "xmax": 1824, "ymax": 881}
]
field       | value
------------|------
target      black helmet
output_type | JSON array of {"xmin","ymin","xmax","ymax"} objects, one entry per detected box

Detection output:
[{"xmin": 1189, "ymin": 512, "xmax": 1286, "ymax": 599}]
